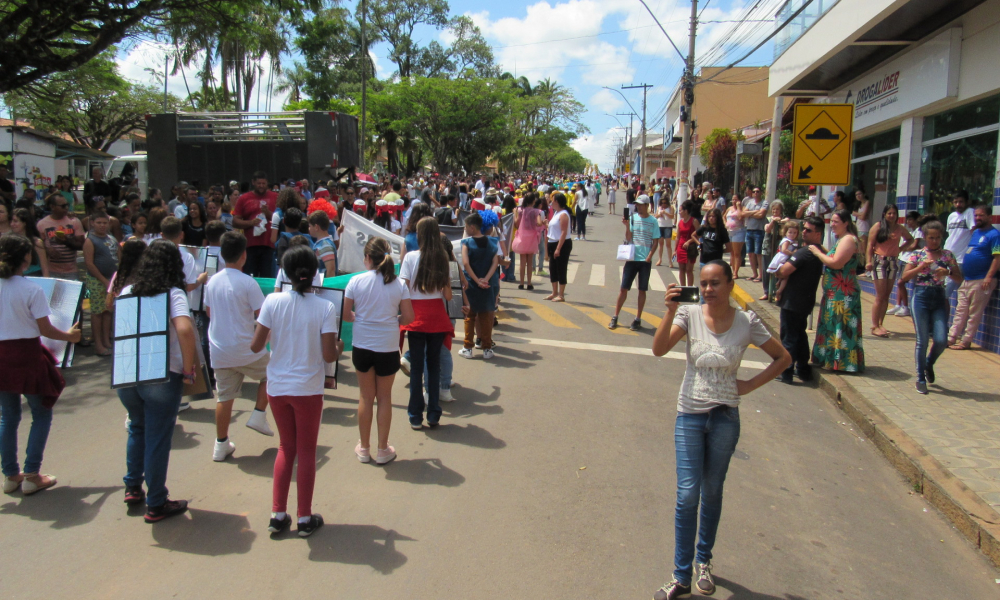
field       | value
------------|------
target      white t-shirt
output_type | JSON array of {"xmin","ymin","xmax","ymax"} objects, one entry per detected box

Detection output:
[
  {"xmin": 344, "ymin": 270, "xmax": 410, "ymax": 352},
  {"xmin": 121, "ymin": 285, "xmax": 191, "ymax": 374},
  {"xmin": 274, "ymin": 268, "xmax": 323, "ymax": 292},
  {"xmin": 672, "ymin": 305, "xmax": 771, "ymax": 413},
  {"xmin": 257, "ymin": 291, "xmax": 339, "ymax": 396},
  {"xmin": 0, "ymin": 276, "xmax": 50, "ymax": 340},
  {"xmin": 944, "ymin": 208, "xmax": 976, "ymax": 264},
  {"xmin": 399, "ymin": 251, "xmax": 445, "ymax": 300},
  {"xmin": 204, "ymin": 268, "xmax": 267, "ymax": 369}
]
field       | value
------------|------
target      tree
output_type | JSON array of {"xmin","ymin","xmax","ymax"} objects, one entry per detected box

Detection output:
[
  {"xmin": 0, "ymin": 0, "xmax": 320, "ymax": 94},
  {"xmin": 293, "ymin": 7, "xmax": 377, "ymax": 109},
  {"xmin": 274, "ymin": 64, "xmax": 309, "ymax": 104},
  {"xmin": 4, "ymin": 53, "xmax": 182, "ymax": 152},
  {"xmin": 367, "ymin": 0, "xmax": 449, "ymax": 79}
]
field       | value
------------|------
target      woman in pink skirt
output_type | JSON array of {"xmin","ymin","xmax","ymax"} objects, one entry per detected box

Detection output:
[{"xmin": 512, "ymin": 193, "xmax": 546, "ymax": 290}]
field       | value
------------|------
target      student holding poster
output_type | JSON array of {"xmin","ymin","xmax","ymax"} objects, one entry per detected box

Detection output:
[
  {"xmin": 204, "ymin": 232, "xmax": 274, "ymax": 463},
  {"xmin": 0, "ymin": 235, "xmax": 82, "ymax": 495}
]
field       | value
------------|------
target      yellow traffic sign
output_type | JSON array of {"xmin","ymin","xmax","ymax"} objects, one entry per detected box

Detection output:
[{"xmin": 791, "ymin": 104, "xmax": 853, "ymax": 185}]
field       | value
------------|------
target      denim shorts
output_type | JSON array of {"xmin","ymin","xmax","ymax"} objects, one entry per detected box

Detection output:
[
  {"xmin": 745, "ymin": 229, "xmax": 764, "ymax": 254},
  {"xmin": 729, "ymin": 229, "xmax": 746, "ymax": 244}
]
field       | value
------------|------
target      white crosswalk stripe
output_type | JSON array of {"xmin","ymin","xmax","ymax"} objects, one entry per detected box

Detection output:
[
  {"xmin": 589, "ymin": 264, "xmax": 605, "ymax": 287},
  {"xmin": 648, "ymin": 269, "xmax": 666, "ymax": 291},
  {"xmin": 566, "ymin": 262, "xmax": 579, "ymax": 284}
]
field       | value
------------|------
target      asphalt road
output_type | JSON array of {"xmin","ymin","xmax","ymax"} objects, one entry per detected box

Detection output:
[{"xmin": 2, "ymin": 206, "xmax": 998, "ymax": 599}]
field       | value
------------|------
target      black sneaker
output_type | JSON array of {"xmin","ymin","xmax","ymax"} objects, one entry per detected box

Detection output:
[
  {"xmin": 629, "ymin": 318, "xmax": 642, "ymax": 331},
  {"xmin": 297, "ymin": 514, "xmax": 324, "ymax": 538},
  {"xmin": 268, "ymin": 514, "xmax": 292, "ymax": 534},
  {"xmin": 144, "ymin": 499, "xmax": 188, "ymax": 523},
  {"xmin": 776, "ymin": 372, "xmax": 794, "ymax": 384},
  {"xmin": 653, "ymin": 579, "xmax": 691, "ymax": 600},
  {"xmin": 475, "ymin": 337, "xmax": 482, "ymax": 349},
  {"xmin": 608, "ymin": 315, "xmax": 619, "ymax": 329},
  {"xmin": 124, "ymin": 485, "xmax": 145, "ymax": 505},
  {"xmin": 427, "ymin": 421, "xmax": 439, "ymax": 429},
  {"xmin": 795, "ymin": 369, "xmax": 813, "ymax": 382},
  {"xmin": 696, "ymin": 562, "xmax": 716, "ymax": 595},
  {"xmin": 926, "ymin": 364, "xmax": 935, "ymax": 384}
]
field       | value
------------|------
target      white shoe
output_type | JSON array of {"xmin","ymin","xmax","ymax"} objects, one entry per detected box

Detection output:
[
  {"xmin": 400, "ymin": 355, "xmax": 411, "ymax": 376},
  {"xmin": 246, "ymin": 409, "xmax": 274, "ymax": 436},
  {"xmin": 439, "ymin": 387, "xmax": 454, "ymax": 402},
  {"xmin": 895, "ymin": 306, "xmax": 910, "ymax": 317},
  {"xmin": 423, "ymin": 389, "xmax": 429, "ymax": 404},
  {"xmin": 888, "ymin": 305, "xmax": 901, "ymax": 315},
  {"xmin": 125, "ymin": 415, "xmax": 131, "ymax": 431},
  {"xmin": 375, "ymin": 446, "xmax": 397, "ymax": 465},
  {"xmin": 213, "ymin": 438, "xmax": 235, "ymax": 462},
  {"xmin": 483, "ymin": 348, "xmax": 495, "ymax": 360},
  {"xmin": 459, "ymin": 348, "xmax": 474, "ymax": 359},
  {"xmin": 178, "ymin": 401, "xmax": 190, "ymax": 412}
]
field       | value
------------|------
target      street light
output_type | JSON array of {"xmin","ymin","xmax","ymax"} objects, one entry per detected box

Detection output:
[{"xmin": 603, "ymin": 87, "xmax": 641, "ymax": 120}]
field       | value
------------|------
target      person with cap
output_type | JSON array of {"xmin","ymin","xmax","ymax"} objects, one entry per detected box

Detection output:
[
  {"xmin": 373, "ymin": 199, "xmax": 394, "ymax": 232},
  {"xmin": 609, "ymin": 194, "xmax": 660, "ymax": 331}
]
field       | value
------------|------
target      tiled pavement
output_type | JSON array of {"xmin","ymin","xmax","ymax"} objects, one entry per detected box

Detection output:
[{"xmin": 735, "ymin": 275, "xmax": 1000, "ymax": 562}]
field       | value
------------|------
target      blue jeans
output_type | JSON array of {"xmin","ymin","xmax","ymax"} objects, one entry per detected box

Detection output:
[
  {"xmin": 673, "ymin": 406, "xmax": 741, "ymax": 585},
  {"xmin": 0, "ymin": 393, "xmax": 52, "ymax": 476},
  {"xmin": 745, "ymin": 229, "xmax": 764, "ymax": 255},
  {"xmin": 407, "ymin": 331, "xmax": 445, "ymax": 426},
  {"xmin": 424, "ymin": 345, "xmax": 453, "ymax": 393},
  {"xmin": 117, "ymin": 372, "xmax": 184, "ymax": 507},
  {"xmin": 910, "ymin": 285, "xmax": 948, "ymax": 384}
]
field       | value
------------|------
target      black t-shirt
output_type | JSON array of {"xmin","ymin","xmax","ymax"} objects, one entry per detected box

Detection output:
[
  {"xmin": 780, "ymin": 245, "xmax": 825, "ymax": 314},
  {"xmin": 626, "ymin": 188, "xmax": 636, "ymax": 204},
  {"xmin": 696, "ymin": 226, "xmax": 730, "ymax": 262},
  {"xmin": 182, "ymin": 221, "xmax": 206, "ymax": 247},
  {"xmin": 84, "ymin": 179, "xmax": 116, "ymax": 208},
  {"xmin": 0, "ymin": 178, "xmax": 14, "ymax": 199}
]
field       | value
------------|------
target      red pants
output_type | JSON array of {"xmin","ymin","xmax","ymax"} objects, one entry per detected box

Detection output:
[{"xmin": 269, "ymin": 394, "xmax": 323, "ymax": 517}]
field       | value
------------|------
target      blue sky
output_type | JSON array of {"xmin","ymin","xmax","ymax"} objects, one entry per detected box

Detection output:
[{"xmin": 115, "ymin": 0, "xmax": 778, "ymax": 172}]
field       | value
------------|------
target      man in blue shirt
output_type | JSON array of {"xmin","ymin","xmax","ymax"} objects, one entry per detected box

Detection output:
[
  {"xmin": 609, "ymin": 195, "xmax": 660, "ymax": 331},
  {"xmin": 948, "ymin": 205, "xmax": 1000, "ymax": 349}
]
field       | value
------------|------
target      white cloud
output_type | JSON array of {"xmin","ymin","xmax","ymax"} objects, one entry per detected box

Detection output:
[
  {"xmin": 590, "ymin": 88, "xmax": 624, "ymax": 113},
  {"xmin": 572, "ymin": 127, "xmax": 626, "ymax": 172}
]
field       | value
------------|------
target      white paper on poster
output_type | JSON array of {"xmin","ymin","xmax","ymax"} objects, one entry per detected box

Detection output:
[
  {"xmin": 27, "ymin": 276, "xmax": 84, "ymax": 368},
  {"xmin": 339, "ymin": 211, "xmax": 404, "ymax": 274}
]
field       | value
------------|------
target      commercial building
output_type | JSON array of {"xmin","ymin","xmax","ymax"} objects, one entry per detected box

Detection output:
[{"xmin": 770, "ymin": 0, "xmax": 1000, "ymax": 352}]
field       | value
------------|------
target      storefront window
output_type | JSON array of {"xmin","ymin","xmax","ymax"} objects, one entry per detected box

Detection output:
[
  {"xmin": 922, "ymin": 95, "xmax": 999, "ymax": 142},
  {"xmin": 853, "ymin": 127, "xmax": 900, "ymax": 158},
  {"xmin": 848, "ymin": 153, "xmax": 898, "ymax": 210},
  {"xmin": 919, "ymin": 131, "xmax": 998, "ymax": 216}
]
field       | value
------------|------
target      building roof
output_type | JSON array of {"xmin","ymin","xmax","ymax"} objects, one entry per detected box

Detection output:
[{"xmin": 2, "ymin": 121, "xmax": 115, "ymax": 161}]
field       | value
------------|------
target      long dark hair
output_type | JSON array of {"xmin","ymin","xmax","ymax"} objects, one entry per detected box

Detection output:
[
  {"xmin": 551, "ymin": 192, "xmax": 569, "ymax": 211},
  {"xmin": 131, "ymin": 239, "xmax": 186, "ymax": 296},
  {"xmin": 365, "ymin": 236, "xmax": 397, "ymax": 284},
  {"xmin": 112, "ymin": 239, "xmax": 148, "ymax": 297},
  {"xmin": 12, "ymin": 207, "xmax": 41, "ymax": 241},
  {"xmin": 413, "ymin": 217, "xmax": 449, "ymax": 294},
  {"xmin": 146, "ymin": 207, "xmax": 167, "ymax": 235},
  {"xmin": 406, "ymin": 203, "xmax": 433, "ymax": 234},
  {"xmin": 874, "ymin": 203, "xmax": 898, "ymax": 244},
  {"xmin": 705, "ymin": 208, "xmax": 725, "ymax": 235},
  {"xmin": 0, "ymin": 234, "xmax": 32, "ymax": 279},
  {"xmin": 281, "ymin": 244, "xmax": 318, "ymax": 295}
]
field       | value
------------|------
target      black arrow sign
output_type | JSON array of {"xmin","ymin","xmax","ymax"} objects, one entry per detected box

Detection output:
[{"xmin": 798, "ymin": 165, "xmax": 814, "ymax": 179}]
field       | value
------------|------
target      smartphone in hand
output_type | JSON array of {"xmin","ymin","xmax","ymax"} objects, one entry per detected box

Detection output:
[{"xmin": 676, "ymin": 286, "xmax": 700, "ymax": 303}]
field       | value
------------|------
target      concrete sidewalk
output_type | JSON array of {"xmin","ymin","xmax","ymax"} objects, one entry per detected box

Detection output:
[{"xmin": 734, "ymin": 276, "xmax": 1000, "ymax": 567}]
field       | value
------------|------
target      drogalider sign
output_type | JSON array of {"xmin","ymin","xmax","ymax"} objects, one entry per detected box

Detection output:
[{"xmin": 830, "ymin": 28, "xmax": 961, "ymax": 131}]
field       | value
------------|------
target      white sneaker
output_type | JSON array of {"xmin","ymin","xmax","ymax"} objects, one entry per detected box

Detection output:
[
  {"xmin": 400, "ymin": 355, "xmax": 411, "ymax": 376},
  {"xmin": 439, "ymin": 387, "xmax": 455, "ymax": 402},
  {"xmin": 459, "ymin": 348, "xmax": 474, "ymax": 359},
  {"xmin": 178, "ymin": 401, "xmax": 190, "ymax": 412},
  {"xmin": 895, "ymin": 306, "xmax": 910, "ymax": 317},
  {"xmin": 125, "ymin": 415, "xmax": 131, "ymax": 431},
  {"xmin": 246, "ymin": 410, "xmax": 274, "ymax": 436},
  {"xmin": 212, "ymin": 438, "xmax": 235, "ymax": 462},
  {"xmin": 483, "ymin": 348, "xmax": 495, "ymax": 360},
  {"xmin": 423, "ymin": 389, "xmax": 429, "ymax": 404}
]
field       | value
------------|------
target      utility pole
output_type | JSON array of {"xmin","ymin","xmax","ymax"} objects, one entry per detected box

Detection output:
[
  {"xmin": 623, "ymin": 83, "xmax": 652, "ymax": 183},
  {"xmin": 678, "ymin": 0, "xmax": 698, "ymax": 202},
  {"xmin": 617, "ymin": 112, "xmax": 635, "ymax": 173},
  {"xmin": 764, "ymin": 97, "xmax": 784, "ymax": 205},
  {"xmin": 163, "ymin": 56, "xmax": 169, "ymax": 112},
  {"xmin": 359, "ymin": 0, "xmax": 368, "ymax": 174}
]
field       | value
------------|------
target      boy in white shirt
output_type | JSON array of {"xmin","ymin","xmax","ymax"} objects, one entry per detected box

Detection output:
[{"xmin": 204, "ymin": 232, "xmax": 274, "ymax": 462}]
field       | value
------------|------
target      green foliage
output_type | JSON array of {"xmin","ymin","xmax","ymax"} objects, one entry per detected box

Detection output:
[
  {"xmin": 293, "ymin": 7, "xmax": 376, "ymax": 108},
  {"xmin": 4, "ymin": 53, "xmax": 182, "ymax": 152}
]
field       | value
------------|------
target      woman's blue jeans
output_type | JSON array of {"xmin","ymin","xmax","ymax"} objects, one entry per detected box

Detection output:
[
  {"xmin": 0, "ymin": 393, "xmax": 52, "ymax": 477},
  {"xmin": 673, "ymin": 406, "xmax": 741, "ymax": 585},
  {"xmin": 117, "ymin": 372, "xmax": 184, "ymax": 508},
  {"xmin": 407, "ymin": 331, "xmax": 445, "ymax": 426},
  {"xmin": 405, "ymin": 345, "xmax": 453, "ymax": 392},
  {"xmin": 910, "ymin": 285, "xmax": 949, "ymax": 384}
]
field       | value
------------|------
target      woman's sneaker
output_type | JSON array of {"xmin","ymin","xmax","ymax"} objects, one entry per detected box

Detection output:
[
  {"xmin": 439, "ymin": 387, "xmax": 455, "ymax": 402},
  {"xmin": 895, "ymin": 305, "xmax": 910, "ymax": 317},
  {"xmin": 375, "ymin": 446, "xmax": 397, "ymax": 465},
  {"xmin": 268, "ymin": 513, "xmax": 292, "ymax": 534},
  {"xmin": 123, "ymin": 485, "xmax": 145, "ymax": 505},
  {"xmin": 355, "ymin": 443, "xmax": 371, "ymax": 463},
  {"xmin": 213, "ymin": 438, "xmax": 236, "ymax": 462},
  {"xmin": 653, "ymin": 579, "xmax": 692, "ymax": 599},
  {"xmin": 696, "ymin": 562, "xmax": 716, "ymax": 595},
  {"xmin": 144, "ymin": 499, "xmax": 188, "ymax": 523},
  {"xmin": 297, "ymin": 514, "xmax": 324, "ymax": 538}
]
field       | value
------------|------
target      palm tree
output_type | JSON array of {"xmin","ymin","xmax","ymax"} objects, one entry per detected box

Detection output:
[{"xmin": 275, "ymin": 64, "xmax": 308, "ymax": 105}]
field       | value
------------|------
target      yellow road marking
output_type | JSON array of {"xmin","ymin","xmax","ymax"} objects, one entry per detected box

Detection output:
[
  {"xmin": 620, "ymin": 307, "xmax": 662, "ymax": 329},
  {"xmin": 514, "ymin": 298, "xmax": 580, "ymax": 329},
  {"xmin": 730, "ymin": 285, "xmax": 753, "ymax": 310},
  {"xmin": 568, "ymin": 304, "xmax": 638, "ymax": 335}
]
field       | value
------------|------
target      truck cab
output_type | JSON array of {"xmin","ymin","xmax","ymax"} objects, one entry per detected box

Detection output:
[{"xmin": 106, "ymin": 152, "xmax": 148, "ymax": 199}]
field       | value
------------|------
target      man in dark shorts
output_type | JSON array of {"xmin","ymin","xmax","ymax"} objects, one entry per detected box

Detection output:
[
  {"xmin": 775, "ymin": 216, "xmax": 825, "ymax": 383},
  {"xmin": 610, "ymin": 195, "xmax": 660, "ymax": 331}
]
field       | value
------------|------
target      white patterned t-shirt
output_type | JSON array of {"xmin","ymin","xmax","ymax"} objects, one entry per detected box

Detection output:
[{"xmin": 672, "ymin": 304, "xmax": 772, "ymax": 413}]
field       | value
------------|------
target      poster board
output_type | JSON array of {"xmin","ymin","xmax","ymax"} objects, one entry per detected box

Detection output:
[
  {"xmin": 28, "ymin": 277, "xmax": 85, "ymax": 368},
  {"xmin": 112, "ymin": 292, "xmax": 170, "ymax": 389},
  {"xmin": 279, "ymin": 283, "xmax": 344, "ymax": 389},
  {"xmin": 445, "ymin": 262, "xmax": 465, "ymax": 320},
  {"xmin": 339, "ymin": 211, "xmax": 404, "ymax": 274},
  {"xmin": 180, "ymin": 245, "xmax": 218, "ymax": 312}
]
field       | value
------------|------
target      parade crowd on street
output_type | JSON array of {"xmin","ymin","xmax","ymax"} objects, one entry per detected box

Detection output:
[{"xmin": 0, "ymin": 167, "xmax": 997, "ymax": 599}]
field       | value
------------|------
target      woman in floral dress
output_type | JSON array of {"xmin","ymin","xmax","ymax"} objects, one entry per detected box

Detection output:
[{"xmin": 809, "ymin": 209, "xmax": 865, "ymax": 373}]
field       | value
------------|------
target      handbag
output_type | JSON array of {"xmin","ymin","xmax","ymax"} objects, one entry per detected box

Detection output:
[{"xmin": 617, "ymin": 243, "xmax": 635, "ymax": 261}]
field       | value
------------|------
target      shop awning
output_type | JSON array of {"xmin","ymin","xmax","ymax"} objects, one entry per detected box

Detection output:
[
  {"xmin": 6, "ymin": 125, "xmax": 114, "ymax": 161},
  {"xmin": 782, "ymin": 0, "xmax": 988, "ymax": 94}
]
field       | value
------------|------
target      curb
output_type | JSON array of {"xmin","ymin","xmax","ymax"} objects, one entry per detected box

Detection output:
[{"xmin": 738, "ymin": 282, "xmax": 1000, "ymax": 569}]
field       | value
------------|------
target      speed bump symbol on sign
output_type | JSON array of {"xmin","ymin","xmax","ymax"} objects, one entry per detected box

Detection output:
[{"xmin": 791, "ymin": 104, "xmax": 853, "ymax": 185}]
